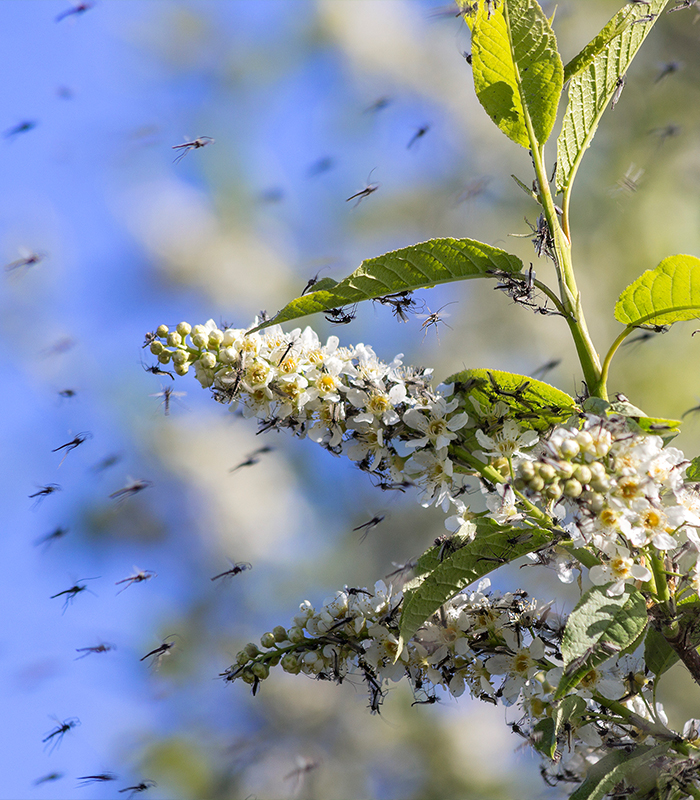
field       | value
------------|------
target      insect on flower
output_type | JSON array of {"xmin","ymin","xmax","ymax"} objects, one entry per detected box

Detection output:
[
  {"xmin": 115, "ymin": 568, "xmax": 157, "ymax": 594},
  {"xmin": 42, "ymin": 717, "xmax": 80, "ymax": 753},
  {"xmin": 118, "ymin": 780, "xmax": 157, "ymax": 798},
  {"xmin": 29, "ymin": 484, "xmax": 61, "ymax": 508},
  {"xmin": 75, "ymin": 642, "xmax": 116, "ymax": 660},
  {"xmin": 109, "ymin": 478, "xmax": 152, "ymax": 501},
  {"xmin": 76, "ymin": 773, "xmax": 117, "ymax": 787},
  {"xmin": 55, "ymin": 2, "xmax": 94, "ymax": 22},
  {"xmin": 417, "ymin": 302, "xmax": 457, "ymax": 342},
  {"xmin": 171, "ymin": 136, "xmax": 214, "ymax": 164},
  {"xmin": 346, "ymin": 169, "xmax": 379, "ymax": 207},
  {"xmin": 50, "ymin": 577, "xmax": 99, "ymax": 613},
  {"xmin": 211, "ymin": 560, "xmax": 252, "ymax": 582}
]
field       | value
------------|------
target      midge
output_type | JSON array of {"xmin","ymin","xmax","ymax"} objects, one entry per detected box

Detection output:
[
  {"xmin": 210, "ymin": 560, "xmax": 252, "ymax": 582},
  {"xmin": 50, "ymin": 577, "xmax": 99, "ymax": 612},
  {"xmin": 115, "ymin": 568, "xmax": 156, "ymax": 594},
  {"xmin": 42, "ymin": 717, "xmax": 80, "ymax": 753},
  {"xmin": 417, "ymin": 302, "xmax": 457, "ymax": 342},
  {"xmin": 171, "ymin": 136, "xmax": 214, "ymax": 164},
  {"xmin": 75, "ymin": 642, "xmax": 116, "ymax": 660},
  {"xmin": 346, "ymin": 169, "xmax": 379, "ymax": 207}
]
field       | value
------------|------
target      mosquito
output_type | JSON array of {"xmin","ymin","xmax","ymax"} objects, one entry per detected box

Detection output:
[
  {"xmin": 301, "ymin": 266, "xmax": 330, "ymax": 295},
  {"xmin": 118, "ymin": 780, "xmax": 157, "ymax": 797},
  {"xmin": 75, "ymin": 642, "xmax": 116, "ymax": 660},
  {"xmin": 151, "ymin": 385, "xmax": 186, "ymax": 415},
  {"xmin": 4, "ymin": 249, "xmax": 45, "ymax": 272},
  {"xmin": 417, "ymin": 302, "xmax": 457, "ymax": 342},
  {"xmin": 42, "ymin": 717, "xmax": 80, "ymax": 753},
  {"xmin": 58, "ymin": 388, "xmax": 77, "ymax": 399},
  {"xmin": 284, "ymin": 757, "xmax": 319, "ymax": 787},
  {"xmin": 411, "ymin": 695, "xmax": 440, "ymax": 706},
  {"xmin": 52, "ymin": 431, "xmax": 92, "ymax": 464},
  {"xmin": 229, "ymin": 445, "xmax": 274, "ymax": 472},
  {"xmin": 142, "ymin": 331, "xmax": 157, "ymax": 349},
  {"xmin": 211, "ymin": 560, "xmax": 252, "ymax": 582},
  {"xmin": 140, "ymin": 636, "xmax": 178, "ymax": 668},
  {"xmin": 77, "ymin": 773, "xmax": 117, "ymax": 787},
  {"xmin": 346, "ymin": 169, "xmax": 379, "ymax": 207},
  {"xmin": 171, "ymin": 136, "xmax": 214, "ymax": 164},
  {"xmin": 29, "ymin": 484, "xmax": 61, "ymax": 507},
  {"xmin": 115, "ymin": 568, "xmax": 157, "ymax": 594},
  {"xmin": 630, "ymin": 12, "xmax": 657, "ymax": 23},
  {"xmin": 108, "ymin": 478, "xmax": 152, "ymax": 501},
  {"xmin": 51, "ymin": 578, "xmax": 99, "ymax": 612},
  {"xmin": 375, "ymin": 291, "xmax": 423, "ymax": 323},
  {"xmin": 352, "ymin": 515, "xmax": 385, "ymax": 542},
  {"xmin": 4, "ymin": 120, "xmax": 37, "ymax": 138},
  {"xmin": 407, "ymin": 125, "xmax": 430, "ymax": 150},
  {"xmin": 34, "ymin": 525, "xmax": 70, "ymax": 549},
  {"xmin": 610, "ymin": 74, "xmax": 626, "ymax": 109},
  {"xmin": 142, "ymin": 362, "xmax": 174, "ymax": 380},
  {"xmin": 56, "ymin": 2, "xmax": 94, "ymax": 22}
]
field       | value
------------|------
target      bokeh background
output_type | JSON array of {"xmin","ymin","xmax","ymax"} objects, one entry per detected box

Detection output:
[{"xmin": 2, "ymin": 1, "xmax": 700, "ymax": 798}]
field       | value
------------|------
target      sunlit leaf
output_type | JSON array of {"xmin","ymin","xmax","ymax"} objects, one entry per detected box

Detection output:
[
  {"xmin": 556, "ymin": 0, "xmax": 668, "ymax": 194},
  {"xmin": 614, "ymin": 254, "xmax": 700, "ymax": 327},
  {"xmin": 249, "ymin": 238, "xmax": 523, "ymax": 333},
  {"xmin": 686, "ymin": 456, "xmax": 700, "ymax": 482},
  {"xmin": 569, "ymin": 745, "xmax": 670, "ymax": 800},
  {"xmin": 582, "ymin": 397, "xmax": 681, "ymax": 440},
  {"xmin": 555, "ymin": 585, "xmax": 647, "ymax": 699},
  {"xmin": 471, "ymin": 0, "xmax": 563, "ymax": 148}
]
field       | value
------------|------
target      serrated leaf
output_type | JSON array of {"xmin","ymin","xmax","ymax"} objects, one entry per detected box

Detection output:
[
  {"xmin": 556, "ymin": 0, "xmax": 668, "ymax": 194},
  {"xmin": 614, "ymin": 254, "xmax": 700, "ymax": 328},
  {"xmin": 398, "ymin": 520, "xmax": 552, "ymax": 653},
  {"xmin": 581, "ymin": 398, "xmax": 681, "ymax": 440},
  {"xmin": 569, "ymin": 745, "xmax": 669, "ymax": 800},
  {"xmin": 562, "ymin": 5, "xmax": 633, "ymax": 83},
  {"xmin": 687, "ymin": 456, "xmax": 700, "ymax": 482},
  {"xmin": 447, "ymin": 368, "xmax": 578, "ymax": 434},
  {"xmin": 644, "ymin": 626, "xmax": 678, "ymax": 677},
  {"xmin": 555, "ymin": 585, "xmax": 647, "ymax": 699},
  {"xmin": 471, "ymin": 0, "xmax": 563, "ymax": 148},
  {"xmin": 250, "ymin": 238, "xmax": 523, "ymax": 333}
]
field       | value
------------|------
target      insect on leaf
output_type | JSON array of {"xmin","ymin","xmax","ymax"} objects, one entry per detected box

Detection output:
[
  {"xmin": 614, "ymin": 254, "xmax": 700, "ymax": 328},
  {"xmin": 249, "ymin": 238, "xmax": 523, "ymax": 333},
  {"xmin": 568, "ymin": 744, "xmax": 670, "ymax": 800},
  {"xmin": 471, "ymin": 0, "xmax": 563, "ymax": 149},
  {"xmin": 556, "ymin": 0, "xmax": 669, "ymax": 194}
]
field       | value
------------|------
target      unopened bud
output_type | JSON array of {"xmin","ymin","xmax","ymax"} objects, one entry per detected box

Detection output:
[
  {"xmin": 156, "ymin": 324, "xmax": 169, "ymax": 338},
  {"xmin": 176, "ymin": 321, "xmax": 192, "ymax": 337}
]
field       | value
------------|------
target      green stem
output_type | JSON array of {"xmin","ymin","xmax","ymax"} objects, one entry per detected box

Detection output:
[
  {"xmin": 592, "ymin": 692, "xmax": 683, "ymax": 745},
  {"xmin": 650, "ymin": 552, "xmax": 671, "ymax": 608}
]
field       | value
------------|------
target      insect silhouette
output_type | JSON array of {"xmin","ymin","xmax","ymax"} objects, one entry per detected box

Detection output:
[
  {"xmin": 352, "ymin": 515, "xmax": 386, "ymax": 542},
  {"xmin": 407, "ymin": 125, "xmax": 430, "ymax": 149},
  {"xmin": 385, "ymin": 560, "xmax": 417, "ymax": 582},
  {"xmin": 34, "ymin": 772, "xmax": 63, "ymax": 785},
  {"xmin": 58, "ymin": 388, "xmax": 77, "ymax": 399},
  {"xmin": 171, "ymin": 136, "xmax": 214, "ymax": 164},
  {"xmin": 229, "ymin": 445, "xmax": 274, "ymax": 472},
  {"xmin": 75, "ymin": 642, "xmax": 116, "ymax": 660},
  {"xmin": 346, "ymin": 170, "xmax": 379, "ymax": 207},
  {"xmin": 211, "ymin": 560, "xmax": 252, "ymax": 582},
  {"xmin": 613, "ymin": 163, "xmax": 644, "ymax": 195},
  {"xmin": 284, "ymin": 757, "xmax": 319, "ymax": 786},
  {"xmin": 630, "ymin": 12, "xmax": 657, "ymax": 23},
  {"xmin": 530, "ymin": 359, "xmax": 561, "ymax": 380},
  {"xmin": 142, "ymin": 331, "xmax": 157, "ymax": 349},
  {"xmin": 610, "ymin": 74, "xmax": 626, "ymax": 109},
  {"xmin": 649, "ymin": 123, "xmax": 681, "ymax": 144},
  {"xmin": 4, "ymin": 249, "xmax": 45, "ymax": 272},
  {"xmin": 51, "ymin": 578, "xmax": 99, "ymax": 612},
  {"xmin": 142, "ymin": 362, "xmax": 174, "ymax": 380},
  {"xmin": 42, "ymin": 717, "xmax": 80, "ymax": 753},
  {"xmin": 655, "ymin": 61, "xmax": 682, "ymax": 82},
  {"xmin": 55, "ymin": 2, "xmax": 94, "ymax": 22},
  {"xmin": 411, "ymin": 695, "xmax": 440, "ymax": 706},
  {"xmin": 324, "ymin": 306, "xmax": 357, "ymax": 324},
  {"xmin": 115, "ymin": 568, "xmax": 157, "ymax": 594},
  {"xmin": 3, "ymin": 120, "xmax": 37, "ymax": 138},
  {"xmin": 109, "ymin": 478, "xmax": 152, "ymax": 501},
  {"xmin": 301, "ymin": 266, "xmax": 330, "ymax": 295},
  {"xmin": 140, "ymin": 635, "xmax": 178, "ymax": 668},
  {"xmin": 92, "ymin": 453, "xmax": 121, "ymax": 473},
  {"xmin": 52, "ymin": 432, "xmax": 92, "ymax": 464},
  {"xmin": 375, "ymin": 291, "xmax": 423, "ymax": 323},
  {"xmin": 417, "ymin": 302, "xmax": 457, "ymax": 342},
  {"xmin": 150, "ymin": 385, "xmax": 186, "ymax": 415},
  {"xmin": 306, "ymin": 156, "xmax": 335, "ymax": 178},
  {"xmin": 29, "ymin": 484, "xmax": 61, "ymax": 508},
  {"xmin": 76, "ymin": 773, "xmax": 117, "ymax": 787},
  {"xmin": 34, "ymin": 525, "xmax": 70, "ymax": 550},
  {"xmin": 668, "ymin": 0, "xmax": 698, "ymax": 10},
  {"xmin": 364, "ymin": 96, "xmax": 391, "ymax": 114},
  {"xmin": 118, "ymin": 780, "xmax": 157, "ymax": 797}
]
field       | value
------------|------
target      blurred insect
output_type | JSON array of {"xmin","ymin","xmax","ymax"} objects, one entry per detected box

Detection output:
[
  {"xmin": 417, "ymin": 302, "xmax": 457, "ymax": 342},
  {"xmin": 41, "ymin": 337, "xmax": 75, "ymax": 357},
  {"xmin": 411, "ymin": 695, "xmax": 440, "ymax": 706},
  {"xmin": 92, "ymin": 453, "xmax": 121, "ymax": 473},
  {"xmin": 352, "ymin": 515, "xmax": 385, "ymax": 542},
  {"xmin": 346, "ymin": 170, "xmax": 379, "ymax": 207},
  {"xmin": 649, "ymin": 123, "xmax": 681, "ymax": 144},
  {"xmin": 462, "ymin": 51, "xmax": 472, "ymax": 64},
  {"xmin": 118, "ymin": 780, "xmax": 157, "ymax": 797},
  {"xmin": 484, "ymin": 0, "xmax": 499, "ymax": 19},
  {"xmin": 530, "ymin": 359, "xmax": 561, "ymax": 380},
  {"xmin": 150, "ymin": 385, "xmax": 186, "ymax": 415},
  {"xmin": 407, "ymin": 125, "xmax": 430, "ymax": 150},
  {"xmin": 29, "ymin": 484, "xmax": 61, "ymax": 507},
  {"xmin": 373, "ymin": 477, "xmax": 413, "ymax": 492},
  {"xmin": 229, "ymin": 445, "xmax": 273, "ymax": 472},
  {"xmin": 610, "ymin": 74, "xmax": 626, "ymax": 109},
  {"xmin": 324, "ymin": 306, "xmax": 357, "ymax": 324},
  {"xmin": 109, "ymin": 478, "xmax": 152, "ymax": 501},
  {"xmin": 655, "ymin": 60, "xmax": 682, "ymax": 82},
  {"xmin": 51, "ymin": 577, "xmax": 99, "ymax": 612},
  {"xmin": 171, "ymin": 136, "xmax": 214, "ymax": 164},
  {"xmin": 52, "ymin": 432, "xmax": 92, "ymax": 464},
  {"xmin": 211, "ymin": 560, "xmax": 252, "ymax": 582},
  {"xmin": 284, "ymin": 757, "xmax": 319, "ymax": 788},
  {"xmin": 115, "ymin": 568, "xmax": 157, "ymax": 594},
  {"xmin": 258, "ymin": 186, "xmax": 284, "ymax": 203},
  {"xmin": 306, "ymin": 156, "xmax": 335, "ymax": 178},
  {"xmin": 682, "ymin": 402, "xmax": 700, "ymax": 419},
  {"xmin": 456, "ymin": 176, "xmax": 491, "ymax": 204},
  {"xmin": 301, "ymin": 266, "xmax": 330, "ymax": 296},
  {"xmin": 630, "ymin": 12, "xmax": 657, "ymax": 23},
  {"xmin": 613, "ymin": 163, "xmax": 644, "ymax": 195},
  {"xmin": 34, "ymin": 772, "xmax": 63, "ymax": 785},
  {"xmin": 4, "ymin": 249, "xmax": 45, "ymax": 272},
  {"xmin": 142, "ymin": 362, "xmax": 174, "ymax": 380},
  {"xmin": 34, "ymin": 525, "xmax": 69, "ymax": 550},
  {"xmin": 57, "ymin": 85, "xmax": 74, "ymax": 99},
  {"xmin": 375, "ymin": 291, "xmax": 423, "ymax": 323},
  {"xmin": 3, "ymin": 120, "xmax": 37, "ymax": 138},
  {"xmin": 140, "ymin": 636, "xmax": 178, "ymax": 668},
  {"xmin": 58, "ymin": 388, "xmax": 77, "ymax": 399},
  {"xmin": 385, "ymin": 560, "xmax": 417, "ymax": 582},
  {"xmin": 77, "ymin": 773, "xmax": 117, "ymax": 787},
  {"xmin": 42, "ymin": 717, "xmax": 80, "ymax": 753},
  {"xmin": 56, "ymin": 2, "xmax": 94, "ymax": 22},
  {"xmin": 142, "ymin": 331, "xmax": 157, "ymax": 349},
  {"xmin": 75, "ymin": 642, "xmax": 116, "ymax": 660},
  {"xmin": 563, "ymin": 642, "xmax": 620, "ymax": 677},
  {"xmin": 364, "ymin": 96, "xmax": 391, "ymax": 114},
  {"xmin": 668, "ymin": 0, "xmax": 698, "ymax": 9}
]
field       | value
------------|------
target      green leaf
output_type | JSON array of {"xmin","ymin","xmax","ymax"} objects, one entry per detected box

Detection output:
[
  {"xmin": 472, "ymin": 0, "xmax": 563, "ymax": 148},
  {"xmin": 249, "ymin": 238, "xmax": 523, "ymax": 333},
  {"xmin": 555, "ymin": 585, "xmax": 647, "ymax": 700},
  {"xmin": 614, "ymin": 254, "xmax": 700, "ymax": 328},
  {"xmin": 581, "ymin": 397, "xmax": 681, "ymax": 441},
  {"xmin": 556, "ymin": 0, "xmax": 669, "ymax": 194},
  {"xmin": 447, "ymin": 368, "xmax": 578, "ymax": 434},
  {"xmin": 532, "ymin": 717, "xmax": 556, "ymax": 759},
  {"xmin": 687, "ymin": 456, "xmax": 700, "ymax": 482},
  {"xmin": 569, "ymin": 745, "xmax": 669, "ymax": 800},
  {"xmin": 644, "ymin": 626, "xmax": 678, "ymax": 677},
  {"xmin": 398, "ymin": 519, "xmax": 552, "ymax": 654}
]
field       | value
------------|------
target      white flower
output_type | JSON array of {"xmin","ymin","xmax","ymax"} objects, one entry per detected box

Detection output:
[
  {"xmin": 484, "ymin": 484, "xmax": 523, "ymax": 524},
  {"xmin": 444, "ymin": 502, "xmax": 477, "ymax": 540},
  {"xmin": 404, "ymin": 449, "xmax": 455, "ymax": 509},
  {"xmin": 403, "ymin": 405, "xmax": 468, "ymax": 451},
  {"xmin": 589, "ymin": 547, "xmax": 651, "ymax": 596},
  {"xmin": 476, "ymin": 420, "xmax": 538, "ymax": 459}
]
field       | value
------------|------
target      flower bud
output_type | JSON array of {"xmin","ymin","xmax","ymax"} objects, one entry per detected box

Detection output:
[
  {"xmin": 236, "ymin": 650, "xmax": 249, "ymax": 666},
  {"xmin": 157, "ymin": 351, "xmax": 172, "ymax": 365},
  {"xmin": 556, "ymin": 461, "xmax": 575, "ymax": 480},
  {"xmin": 199, "ymin": 352, "xmax": 217, "ymax": 370},
  {"xmin": 518, "ymin": 462, "xmax": 536, "ymax": 481},
  {"xmin": 191, "ymin": 333, "xmax": 208, "ymax": 349},
  {"xmin": 281, "ymin": 653, "xmax": 301, "ymax": 674},
  {"xmin": 174, "ymin": 363, "xmax": 190, "ymax": 376},
  {"xmin": 573, "ymin": 464, "xmax": 592, "ymax": 485},
  {"xmin": 563, "ymin": 479, "xmax": 583, "ymax": 498},
  {"xmin": 172, "ymin": 349, "xmax": 188, "ymax": 365},
  {"xmin": 575, "ymin": 431, "xmax": 593, "ymax": 450},
  {"xmin": 240, "ymin": 668, "xmax": 257, "ymax": 685},
  {"xmin": 544, "ymin": 482, "xmax": 562, "ymax": 501},
  {"xmin": 156, "ymin": 324, "xmax": 169, "ymax": 338},
  {"xmin": 273, "ymin": 626, "xmax": 288, "ymax": 643},
  {"xmin": 176, "ymin": 321, "xmax": 192, "ymax": 337},
  {"xmin": 251, "ymin": 662, "xmax": 270, "ymax": 680},
  {"xmin": 287, "ymin": 626, "xmax": 305, "ymax": 644},
  {"xmin": 149, "ymin": 340, "xmax": 164, "ymax": 356},
  {"xmin": 244, "ymin": 642, "xmax": 261, "ymax": 659},
  {"xmin": 260, "ymin": 632, "xmax": 276, "ymax": 649},
  {"xmin": 208, "ymin": 330, "xmax": 224, "ymax": 348},
  {"xmin": 559, "ymin": 439, "xmax": 580, "ymax": 459},
  {"xmin": 528, "ymin": 475, "xmax": 545, "ymax": 493},
  {"xmin": 538, "ymin": 464, "xmax": 557, "ymax": 483},
  {"xmin": 166, "ymin": 331, "xmax": 182, "ymax": 347}
]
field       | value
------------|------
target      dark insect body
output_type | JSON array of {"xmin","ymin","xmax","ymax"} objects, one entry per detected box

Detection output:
[
  {"xmin": 4, "ymin": 120, "xmax": 37, "ymax": 138},
  {"xmin": 611, "ymin": 74, "xmax": 626, "ymax": 109},
  {"xmin": 229, "ymin": 445, "xmax": 273, "ymax": 472},
  {"xmin": 211, "ymin": 561, "xmax": 252, "ymax": 581},
  {"xmin": 115, "ymin": 568, "xmax": 156, "ymax": 594},
  {"xmin": 118, "ymin": 780, "xmax": 157, "ymax": 797},
  {"xmin": 34, "ymin": 525, "xmax": 69, "ymax": 549},
  {"xmin": 324, "ymin": 306, "xmax": 357, "ymax": 325},
  {"xmin": 171, "ymin": 136, "xmax": 214, "ymax": 164},
  {"xmin": 109, "ymin": 479, "xmax": 152, "ymax": 501},
  {"xmin": 346, "ymin": 170, "xmax": 379, "ymax": 207},
  {"xmin": 352, "ymin": 515, "xmax": 385, "ymax": 542},
  {"xmin": 50, "ymin": 578, "xmax": 99, "ymax": 612},
  {"xmin": 29, "ymin": 484, "xmax": 61, "ymax": 507},
  {"xmin": 42, "ymin": 717, "xmax": 80, "ymax": 753},
  {"xmin": 407, "ymin": 125, "xmax": 430, "ymax": 150},
  {"xmin": 417, "ymin": 302, "xmax": 457, "ymax": 342},
  {"xmin": 143, "ymin": 363, "xmax": 174, "ymax": 380},
  {"xmin": 56, "ymin": 2, "xmax": 94, "ymax": 22},
  {"xmin": 4, "ymin": 251, "xmax": 44, "ymax": 271},
  {"xmin": 75, "ymin": 642, "xmax": 116, "ymax": 659},
  {"xmin": 77, "ymin": 773, "xmax": 117, "ymax": 787}
]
